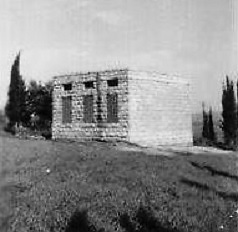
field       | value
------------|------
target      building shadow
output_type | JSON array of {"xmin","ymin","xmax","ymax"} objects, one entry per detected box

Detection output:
[
  {"xmin": 190, "ymin": 161, "xmax": 238, "ymax": 181},
  {"xmin": 180, "ymin": 177, "xmax": 238, "ymax": 202}
]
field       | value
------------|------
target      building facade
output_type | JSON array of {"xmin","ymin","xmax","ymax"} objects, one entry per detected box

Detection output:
[{"xmin": 52, "ymin": 69, "xmax": 193, "ymax": 147}]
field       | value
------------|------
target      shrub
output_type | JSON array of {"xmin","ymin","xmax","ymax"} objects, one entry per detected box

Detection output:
[
  {"xmin": 4, "ymin": 123, "xmax": 16, "ymax": 135},
  {"xmin": 41, "ymin": 129, "xmax": 52, "ymax": 140}
]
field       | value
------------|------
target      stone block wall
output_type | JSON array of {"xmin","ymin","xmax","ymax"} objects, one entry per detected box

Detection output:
[
  {"xmin": 52, "ymin": 69, "xmax": 193, "ymax": 147},
  {"xmin": 127, "ymin": 70, "xmax": 193, "ymax": 146},
  {"xmin": 52, "ymin": 69, "xmax": 129, "ymax": 140}
]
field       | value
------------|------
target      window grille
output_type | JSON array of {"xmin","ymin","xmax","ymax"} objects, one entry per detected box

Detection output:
[
  {"xmin": 84, "ymin": 81, "xmax": 94, "ymax": 89},
  {"xmin": 62, "ymin": 96, "xmax": 72, "ymax": 123},
  {"xmin": 107, "ymin": 78, "xmax": 118, "ymax": 87},
  {"xmin": 63, "ymin": 83, "xmax": 72, "ymax": 91},
  {"xmin": 107, "ymin": 93, "xmax": 118, "ymax": 122},
  {"xmin": 83, "ymin": 95, "xmax": 94, "ymax": 122}
]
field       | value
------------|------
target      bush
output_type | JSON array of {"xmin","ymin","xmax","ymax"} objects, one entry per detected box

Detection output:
[
  {"xmin": 192, "ymin": 136, "xmax": 237, "ymax": 150},
  {"xmin": 215, "ymin": 142, "xmax": 238, "ymax": 151},
  {"xmin": 41, "ymin": 129, "xmax": 52, "ymax": 140},
  {"xmin": 193, "ymin": 137, "xmax": 214, "ymax": 147},
  {"xmin": 4, "ymin": 123, "xmax": 16, "ymax": 135}
]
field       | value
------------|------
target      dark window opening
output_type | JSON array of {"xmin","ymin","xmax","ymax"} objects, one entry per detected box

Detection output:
[
  {"xmin": 107, "ymin": 78, "xmax": 118, "ymax": 87},
  {"xmin": 83, "ymin": 95, "xmax": 94, "ymax": 123},
  {"xmin": 84, "ymin": 81, "xmax": 94, "ymax": 89},
  {"xmin": 63, "ymin": 83, "xmax": 72, "ymax": 91},
  {"xmin": 107, "ymin": 93, "xmax": 118, "ymax": 123},
  {"xmin": 62, "ymin": 96, "xmax": 72, "ymax": 123}
]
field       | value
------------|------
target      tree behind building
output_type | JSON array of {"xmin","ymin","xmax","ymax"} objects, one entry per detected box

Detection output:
[
  {"xmin": 202, "ymin": 102, "xmax": 209, "ymax": 139},
  {"xmin": 208, "ymin": 106, "xmax": 215, "ymax": 142},
  {"xmin": 26, "ymin": 80, "xmax": 52, "ymax": 130},
  {"xmin": 202, "ymin": 103, "xmax": 216, "ymax": 143}
]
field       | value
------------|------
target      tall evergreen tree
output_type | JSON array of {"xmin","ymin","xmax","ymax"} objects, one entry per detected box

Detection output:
[
  {"xmin": 208, "ymin": 106, "xmax": 215, "ymax": 142},
  {"xmin": 236, "ymin": 80, "xmax": 238, "ymax": 143},
  {"xmin": 221, "ymin": 76, "xmax": 237, "ymax": 145},
  {"xmin": 5, "ymin": 52, "xmax": 28, "ymax": 127},
  {"xmin": 202, "ymin": 102, "xmax": 209, "ymax": 139}
]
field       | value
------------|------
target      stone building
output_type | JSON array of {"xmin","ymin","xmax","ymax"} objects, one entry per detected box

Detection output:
[{"xmin": 52, "ymin": 69, "xmax": 192, "ymax": 147}]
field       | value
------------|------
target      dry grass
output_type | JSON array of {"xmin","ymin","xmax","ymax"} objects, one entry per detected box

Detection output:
[{"xmin": 1, "ymin": 136, "xmax": 238, "ymax": 232}]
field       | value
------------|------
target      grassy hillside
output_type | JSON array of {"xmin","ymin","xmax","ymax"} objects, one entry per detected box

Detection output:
[{"xmin": 1, "ymin": 137, "xmax": 237, "ymax": 232}]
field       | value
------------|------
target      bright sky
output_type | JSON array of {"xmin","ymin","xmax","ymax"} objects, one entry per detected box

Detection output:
[{"xmin": 0, "ymin": 0, "xmax": 237, "ymax": 112}]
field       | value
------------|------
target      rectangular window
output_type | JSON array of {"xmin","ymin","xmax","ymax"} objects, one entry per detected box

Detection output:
[
  {"xmin": 84, "ymin": 81, "xmax": 94, "ymax": 89},
  {"xmin": 63, "ymin": 83, "xmax": 72, "ymax": 91},
  {"xmin": 107, "ymin": 78, "xmax": 118, "ymax": 87},
  {"xmin": 62, "ymin": 96, "xmax": 72, "ymax": 123},
  {"xmin": 83, "ymin": 95, "xmax": 94, "ymax": 123},
  {"xmin": 107, "ymin": 93, "xmax": 118, "ymax": 123}
]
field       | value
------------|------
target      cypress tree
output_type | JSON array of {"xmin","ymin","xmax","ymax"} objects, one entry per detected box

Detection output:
[
  {"xmin": 208, "ymin": 106, "xmax": 215, "ymax": 142},
  {"xmin": 221, "ymin": 76, "xmax": 237, "ymax": 145},
  {"xmin": 202, "ymin": 102, "xmax": 209, "ymax": 139},
  {"xmin": 236, "ymin": 80, "xmax": 238, "ymax": 144},
  {"xmin": 5, "ymin": 52, "xmax": 27, "ymax": 127}
]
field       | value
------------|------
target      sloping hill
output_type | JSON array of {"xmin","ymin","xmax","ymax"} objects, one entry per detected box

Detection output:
[{"xmin": 1, "ymin": 138, "xmax": 237, "ymax": 232}]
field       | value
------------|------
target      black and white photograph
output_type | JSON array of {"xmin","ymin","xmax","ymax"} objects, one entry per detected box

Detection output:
[{"xmin": 0, "ymin": 0, "xmax": 238, "ymax": 231}]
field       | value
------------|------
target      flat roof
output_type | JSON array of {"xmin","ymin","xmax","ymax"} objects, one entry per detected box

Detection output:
[{"xmin": 53, "ymin": 68, "xmax": 190, "ymax": 85}]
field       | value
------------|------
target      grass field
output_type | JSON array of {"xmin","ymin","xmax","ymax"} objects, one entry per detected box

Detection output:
[{"xmin": 1, "ymin": 136, "xmax": 238, "ymax": 232}]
